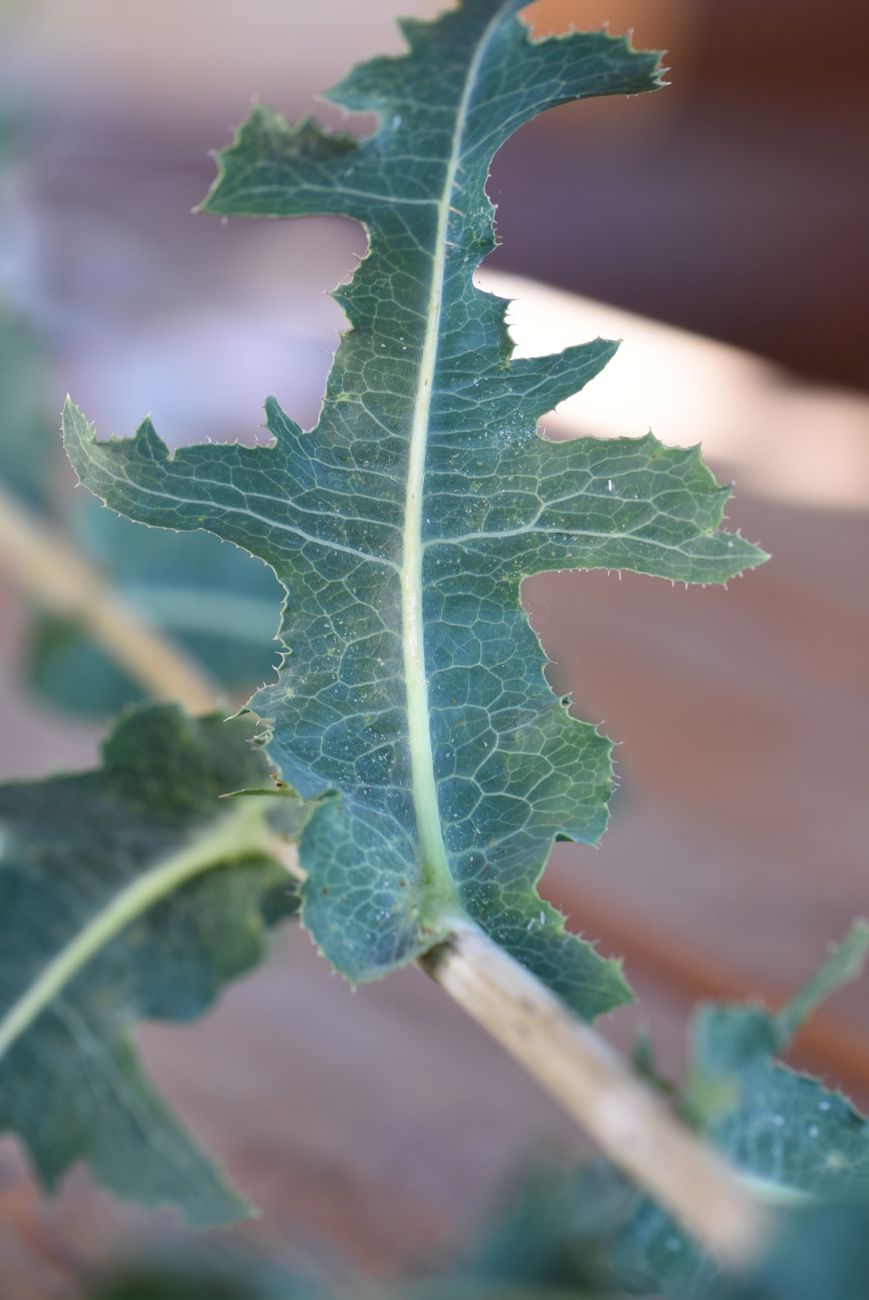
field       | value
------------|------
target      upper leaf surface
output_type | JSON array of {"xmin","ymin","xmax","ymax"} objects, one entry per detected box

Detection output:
[
  {"xmin": 64, "ymin": 0, "xmax": 764, "ymax": 1015},
  {"xmin": 0, "ymin": 704, "xmax": 302, "ymax": 1225}
]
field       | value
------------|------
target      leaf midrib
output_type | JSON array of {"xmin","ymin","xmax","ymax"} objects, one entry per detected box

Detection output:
[
  {"xmin": 0, "ymin": 799, "xmax": 271, "ymax": 1060},
  {"xmin": 401, "ymin": 7, "xmax": 503, "ymax": 914}
]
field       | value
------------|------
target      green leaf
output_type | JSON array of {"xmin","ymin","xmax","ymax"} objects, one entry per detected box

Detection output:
[
  {"xmin": 84, "ymin": 1182, "xmax": 626, "ymax": 1300},
  {"xmin": 772, "ymin": 922, "xmax": 869, "ymax": 1049},
  {"xmin": 86, "ymin": 1255, "xmax": 320, "ymax": 1300},
  {"xmin": 63, "ymin": 1, "xmax": 765, "ymax": 1015},
  {"xmin": 0, "ymin": 704, "xmax": 305, "ymax": 1225},
  {"xmin": 611, "ymin": 923, "xmax": 869, "ymax": 1297},
  {"xmin": 26, "ymin": 501, "xmax": 283, "ymax": 715},
  {"xmin": 460, "ymin": 1161, "xmax": 633, "ymax": 1296},
  {"xmin": 688, "ymin": 922, "xmax": 869, "ymax": 1177},
  {"xmin": 86, "ymin": 1259, "xmax": 611, "ymax": 1300},
  {"xmin": 715, "ymin": 1200, "xmax": 869, "ymax": 1300}
]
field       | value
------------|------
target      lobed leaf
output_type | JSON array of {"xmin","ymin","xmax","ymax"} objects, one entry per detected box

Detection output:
[
  {"xmin": 0, "ymin": 704, "xmax": 306, "ymax": 1225},
  {"xmin": 64, "ymin": 0, "xmax": 765, "ymax": 1014}
]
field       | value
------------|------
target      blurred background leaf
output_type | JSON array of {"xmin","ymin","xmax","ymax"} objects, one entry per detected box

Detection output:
[
  {"xmin": 0, "ymin": 105, "xmax": 283, "ymax": 718},
  {"xmin": 0, "ymin": 307, "xmax": 54, "ymax": 508},
  {"xmin": 532, "ymin": 927, "xmax": 869, "ymax": 1299},
  {"xmin": 0, "ymin": 705, "xmax": 301, "ymax": 1225},
  {"xmin": 25, "ymin": 500, "xmax": 282, "ymax": 716}
]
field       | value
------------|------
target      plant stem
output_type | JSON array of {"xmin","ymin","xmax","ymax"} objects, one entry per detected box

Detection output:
[
  {"xmin": 0, "ymin": 490, "xmax": 768, "ymax": 1267},
  {"xmin": 0, "ymin": 482, "xmax": 217, "ymax": 713},
  {"xmin": 423, "ymin": 920, "xmax": 771, "ymax": 1268}
]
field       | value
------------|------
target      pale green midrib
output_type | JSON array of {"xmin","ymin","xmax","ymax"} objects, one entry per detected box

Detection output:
[
  {"xmin": 400, "ymin": 10, "xmax": 503, "ymax": 911},
  {"xmin": 0, "ymin": 800, "xmax": 271, "ymax": 1060}
]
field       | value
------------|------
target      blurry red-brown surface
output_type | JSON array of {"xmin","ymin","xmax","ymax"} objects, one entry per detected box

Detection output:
[{"xmin": 0, "ymin": 2, "xmax": 867, "ymax": 1296}]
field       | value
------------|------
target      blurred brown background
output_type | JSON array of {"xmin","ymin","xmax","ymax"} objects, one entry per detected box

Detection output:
[
  {"xmin": 0, "ymin": 2, "xmax": 867, "ymax": 1296},
  {"xmin": 2, "ymin": 0, "xmax": 867, "ymax": 414}
]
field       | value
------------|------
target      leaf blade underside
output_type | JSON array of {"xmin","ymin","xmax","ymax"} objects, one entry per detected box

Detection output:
[
  {"xmin": 0, "ymin": 705, "xmax": 301, "ymax": 1225},
  {"xmin": 64, "ymin": 1, "xmax": 765, "ymax": 1016}
]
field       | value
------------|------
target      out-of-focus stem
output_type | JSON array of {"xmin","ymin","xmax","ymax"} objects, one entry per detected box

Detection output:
[
  {"xmin": 0, "ymin": 481, "xmax": 216, "ymax": 713},
  {"xmin": 424, "ymin": 920, "xmax": 771, "ymax": 1269}
]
